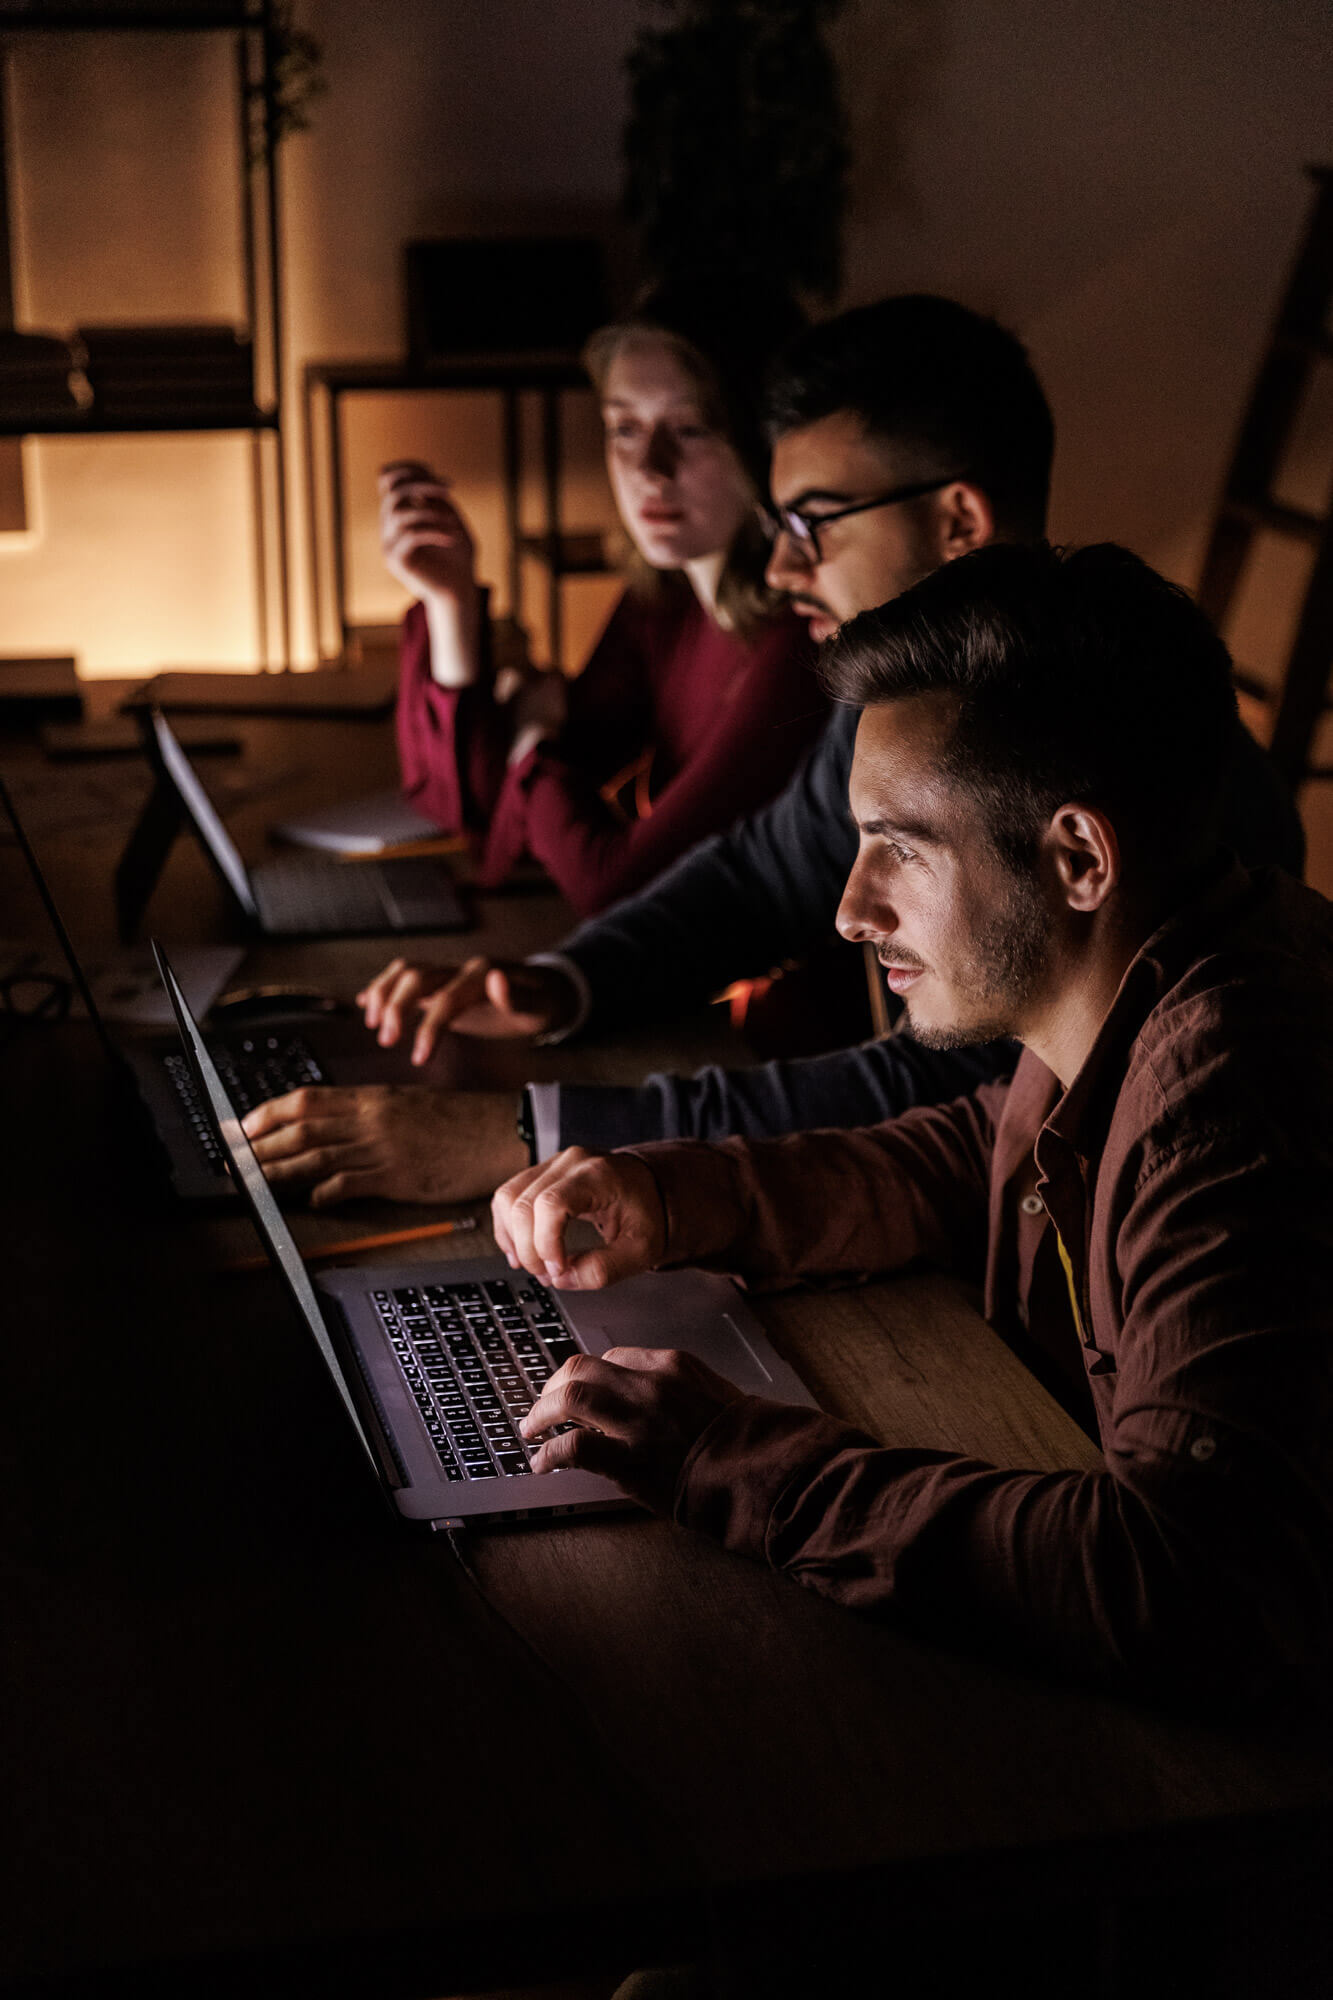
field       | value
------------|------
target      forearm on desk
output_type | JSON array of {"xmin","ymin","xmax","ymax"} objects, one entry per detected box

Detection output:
[
  {"xmin": 527, "ymin": 1035, "xmax": 1018, "ymax": 1155},
  {"xmin": 619, "ymin": 1091, "xmax": 1004, "ymax": 1286}
]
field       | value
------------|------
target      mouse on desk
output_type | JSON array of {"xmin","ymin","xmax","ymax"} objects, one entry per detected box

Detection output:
[{"xmin": 210, "ymin": 985, "xmax": 349, "ymax": 1022}]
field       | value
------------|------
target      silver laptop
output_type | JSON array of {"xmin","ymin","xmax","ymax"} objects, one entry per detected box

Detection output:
[
  {"xmin": 0, "ymin": 768, "xmax": 426, "ymax": 1203},
  {"xmin": 154, "ymin": 941, "xmax": 817, "ymax": 1527},
  {"xmin": 141, "ymin": 709, "xmax": 467, "ymax": 938}
]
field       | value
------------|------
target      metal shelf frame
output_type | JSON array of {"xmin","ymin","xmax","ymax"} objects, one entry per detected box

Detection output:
[
  {"xmin": 302, "ymin": 353, "xmax": 605, "ymax": 669},
  {"xmin": 0, "ymin": 0, "xmax": 292, "ymax": 668}
]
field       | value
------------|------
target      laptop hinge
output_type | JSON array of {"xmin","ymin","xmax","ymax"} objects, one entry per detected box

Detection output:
[{"xmin": 320, "ymin": 1295, "xmax": 410, "ymax": 1492}]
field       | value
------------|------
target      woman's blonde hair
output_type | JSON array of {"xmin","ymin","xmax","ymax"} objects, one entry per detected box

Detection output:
[{"xmin": 583, "ymin": 284, "xmax": 803, "ymax": 641}]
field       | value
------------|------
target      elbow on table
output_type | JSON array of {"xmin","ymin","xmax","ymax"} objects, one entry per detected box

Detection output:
[{"xmin": 1091, "ymin": 1529, "xmax": 1333, "ymax": 1716}]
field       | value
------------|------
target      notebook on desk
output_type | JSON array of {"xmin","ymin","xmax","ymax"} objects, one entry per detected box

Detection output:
[
  {"xmin": 138, "ymin": 708, "xmax": 467, "ymax": 938},
  {"xmin": 153, "ymin": 940, "xmax": 816, "ymax": 1527},
  {"xmin": 270, "ymin": 788, "xmax": 445, "ymax": 855}
]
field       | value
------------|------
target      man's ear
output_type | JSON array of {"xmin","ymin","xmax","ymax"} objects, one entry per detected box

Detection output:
[
  {"xmin": 1047, "ymin": 805, "xmax": 1120, "ymax": 913},
  {"xmin": 937, "ymin": 480, "xmax": 995, "ymax": 559}
]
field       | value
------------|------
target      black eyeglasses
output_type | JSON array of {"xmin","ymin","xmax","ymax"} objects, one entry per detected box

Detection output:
[{"xmin": 758, "ymin": 473, "xmax": 968, "ymax": 566}]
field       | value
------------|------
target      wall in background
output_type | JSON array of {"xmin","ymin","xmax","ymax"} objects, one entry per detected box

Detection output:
[
  {"xmin": 0, "ymin": 0, "xmax": 1329, "ymax": 685},
  {"xmin": 835, "ymin": 0, "xmax": 1332, "ymax": 609},
  {"xmin": 0, "ymin": 1, "xmax": 632, "ymax": 674}
]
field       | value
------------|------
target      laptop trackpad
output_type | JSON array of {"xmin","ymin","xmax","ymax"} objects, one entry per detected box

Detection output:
[{"xmin": 561, "ymin": 1269, "xmax": 815, "ymax": 1408}]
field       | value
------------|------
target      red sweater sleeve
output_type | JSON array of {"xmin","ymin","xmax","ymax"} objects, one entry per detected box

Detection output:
[
  {"xmin": 393, "ymin": 598, "xmax": 512, "ymax": 833},
  {"xmin": 488, "ymin": 603, "xmax": 826, "ymax": 917}
]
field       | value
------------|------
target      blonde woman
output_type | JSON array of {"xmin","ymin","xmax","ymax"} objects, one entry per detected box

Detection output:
[{"xmin": 383, "ymin": 284, "xmax": 825, "ymax": 918}]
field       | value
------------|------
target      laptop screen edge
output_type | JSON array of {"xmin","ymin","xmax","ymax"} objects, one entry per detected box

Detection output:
[{"xmin": 150, "ymin": 937, "xmax": 382, "ymax": 1480}]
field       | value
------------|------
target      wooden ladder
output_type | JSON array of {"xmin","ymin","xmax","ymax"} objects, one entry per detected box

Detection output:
[{"xmin": 1197, "ymin": 164, "xmax": 1333, "ymax": 790}]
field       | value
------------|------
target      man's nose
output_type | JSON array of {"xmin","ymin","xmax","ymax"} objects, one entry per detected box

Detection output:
[
  {"xmin": 836, "ymin": 855, "xmax": 890, "ymax": 943},
  {"xmin": 765, "ymin": 525, "xmax": 811, "ymax": 593}
]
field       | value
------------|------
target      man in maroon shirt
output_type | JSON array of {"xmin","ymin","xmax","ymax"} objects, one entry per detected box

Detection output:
[{"xmin": 492, "ymin": 540, "xmax": 1333, "ymax": 1706}]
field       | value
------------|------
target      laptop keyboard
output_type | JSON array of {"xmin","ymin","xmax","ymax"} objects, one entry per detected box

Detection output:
[
  {"xmin": 164, "ymin": 1033, "xmax": 326, "ymax": 1167},
  {"xmin": 372, "ymin": 1277, "xmax": 580, "ymax": 1482},
  {"xmin": 252, "ymin": 858, "xmax": 398, "ymax": 933},
  {"xmin": 252, "ymin": 856, "xmax": 460, "ymax": 934}
]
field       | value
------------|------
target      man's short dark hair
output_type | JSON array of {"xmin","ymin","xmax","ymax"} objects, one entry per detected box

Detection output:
[
  {"xmin": 765, "ymin": 296, "xmax": 1054, "ymax": 540},
  {"xmin": 823, "ymin": 541, "xmax": 1240, "ymax": 889}
]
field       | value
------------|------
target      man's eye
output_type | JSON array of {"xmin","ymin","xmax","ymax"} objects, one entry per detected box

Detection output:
[
  {"xmin": 883, "ymin": 840, "xmax": 915, "ymax": 864},
  {"xmin": 605, "ymin": 423, "xmax": 639, "ymax": 443}
]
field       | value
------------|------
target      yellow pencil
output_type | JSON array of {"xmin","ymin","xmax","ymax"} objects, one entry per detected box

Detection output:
[{"xmin": 222, "ymin": 1213, "xmax": 479, "ymax": 1275}]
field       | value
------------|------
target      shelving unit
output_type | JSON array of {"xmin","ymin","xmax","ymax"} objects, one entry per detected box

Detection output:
[
  {"xmin": 302, "ymin": 353, "xmax": 611, "ymax": 670},
  {"xmin": 0, "ymin": 0, "xmax": 292, "ymax": 668}
]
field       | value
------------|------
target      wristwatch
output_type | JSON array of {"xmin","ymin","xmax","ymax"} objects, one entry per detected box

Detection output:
[{"xmin": 516, "ymin": 1085, "xmax": 537, "ymax": 1166}]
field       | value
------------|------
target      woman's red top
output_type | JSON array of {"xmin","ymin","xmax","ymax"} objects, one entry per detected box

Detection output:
[{"xmin": 395, "ymin": 586, "xmax": 827, "ymax": 919}]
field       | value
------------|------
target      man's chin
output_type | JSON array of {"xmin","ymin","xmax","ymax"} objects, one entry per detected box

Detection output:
[{"xmin": 901, "ymin": 1006, "xmax": 1011, "ymax": 1053}]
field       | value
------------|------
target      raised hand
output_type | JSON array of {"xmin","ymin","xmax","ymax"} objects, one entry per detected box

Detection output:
[
  {"xmin": 357, "ymin": 955, "xmax": 580, "ymax": 1064},
  {"xmin": 378, "ymin": 460, "xmax": 477, "ymax": 608},
  {"xmin": 492, "ymin": 1145, "xmax": 666, "ymax": 1290}
]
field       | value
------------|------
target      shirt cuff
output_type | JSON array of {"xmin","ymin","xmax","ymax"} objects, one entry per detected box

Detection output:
[
  {"xmin": 525, "ymin": 951, "xmax": 592, "ymax": 1044},
  {"xmin": 675, "ymin": 1396, "xmax": 866, "ymax": 1561},
  {"xmin": 619, "ymin": 1137, "xmax": 752, "ymax": 1267},
  {"xmin": 526, "ymin": 1081, "xmax": 563, "ymax": 1162}
]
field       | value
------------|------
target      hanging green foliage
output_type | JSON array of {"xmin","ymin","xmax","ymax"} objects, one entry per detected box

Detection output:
[
  {"xmin": 247, "ymin": 1, "xmax": 326, "ymax": 164},
  {"xmin": 623, "ymin": 0, "xmax": 850, "ymax": 300}
]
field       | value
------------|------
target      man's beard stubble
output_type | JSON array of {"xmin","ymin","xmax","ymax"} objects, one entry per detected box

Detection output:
[{"xmin": 898, "ymin": 868, "xmax": 1051, "ymax": 1053}]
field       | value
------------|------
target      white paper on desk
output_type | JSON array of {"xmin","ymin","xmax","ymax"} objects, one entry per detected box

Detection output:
[
  {"xmin": 0, "ymin": 941, "xmax": 246, "ymax": 1026},
  {"xmin": 271, "ymin": 790, "xmax": 444, "ymax": 854}
]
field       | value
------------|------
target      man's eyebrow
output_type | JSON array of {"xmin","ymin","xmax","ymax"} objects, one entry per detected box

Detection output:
[
  {"xmin": 850, "ymin": 807, "xmax": 940, "ymax": 843},
  {"xmin": 777, "ymin": 485, "xmax": 855, "ymax": 511}
]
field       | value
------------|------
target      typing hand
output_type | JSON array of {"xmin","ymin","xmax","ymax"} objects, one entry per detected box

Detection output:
[
  {"xmin": 358, "ymin": 955, "xmax": 579, "ymax": 1064},
  {"xmin": 378, "ymin": 460, "xmax": 478, "ymax": 608},
  {"xmin": 492, "ymin": 1146, "xmax": 666, "ymax": 1290},
  {"xmin": 240, "ymin": 1084, "xmax": 527, "ymax": 1207},
  {"xmin": 519, "ymin": 1347, "xmax": 742, "ymax": 1512}
]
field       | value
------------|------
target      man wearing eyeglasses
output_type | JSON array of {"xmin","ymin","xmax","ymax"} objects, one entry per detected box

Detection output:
[{"xmin": 243, "ymin": 299, "xmax": 1304, "ymax": 1210}]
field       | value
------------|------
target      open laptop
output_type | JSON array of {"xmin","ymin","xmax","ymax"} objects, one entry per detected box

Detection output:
[
  {"xmin": 128, "ymin": 708, "xmax": 467, "ymax": 939},
  {"xmin": 0, "ymin": 769, "xmax": 431, "ymax": 1202},
  {"xmin": 154, "ymin": 940, "xmax": 817, "ymax": 1527}
]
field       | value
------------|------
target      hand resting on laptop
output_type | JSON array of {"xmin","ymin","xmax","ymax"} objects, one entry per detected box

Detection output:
[
  {"xmin": 242, "ymin": 1084, "xmax": 527, "ymax": 1207},
  {"xmin": 519, "ymin": 1345, "xmax": 743, "ymax": 1513}
]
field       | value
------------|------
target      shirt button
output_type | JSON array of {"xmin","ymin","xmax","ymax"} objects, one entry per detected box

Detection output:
[
  {"xmin": 1020, "ymin": 1194, "xmax": 1044, "ymax": 1216},
  {"xmin": 1189, "ymin": 1435, "xmax": 1217, "ymax": 1463}
]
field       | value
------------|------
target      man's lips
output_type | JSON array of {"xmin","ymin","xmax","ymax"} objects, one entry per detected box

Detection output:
[
  {"xmin": 879, "ymin": 959, "xmax": 925, "ymax": 993},
  {"xmin": 787, "ymin": 596, "xmax": 839, "ymax": 638},
  {"xmin": 638, "ymin": 505, "xmax": 685, "ymax": 524}
]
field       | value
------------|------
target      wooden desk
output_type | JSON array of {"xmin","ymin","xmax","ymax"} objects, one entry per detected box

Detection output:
[{"xmin": 3, "ymin": 711, "xmax": 1332, "ymax": 1997}]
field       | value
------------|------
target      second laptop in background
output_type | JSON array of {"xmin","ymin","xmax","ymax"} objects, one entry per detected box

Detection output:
[{"xmin": 128, "ymin": 708, "xmax": 467, "ymax": 939}]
